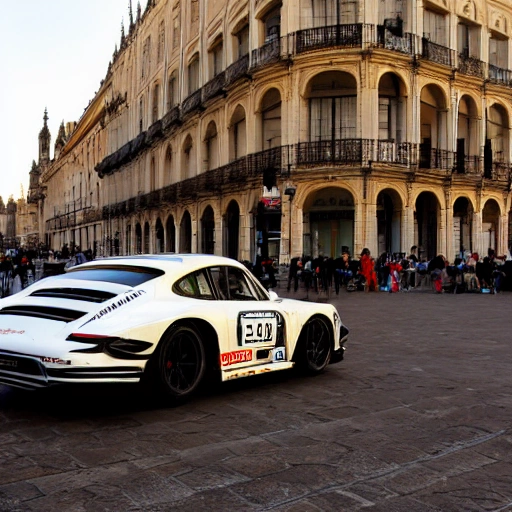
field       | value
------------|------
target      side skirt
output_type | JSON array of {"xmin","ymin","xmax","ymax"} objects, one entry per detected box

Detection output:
[{"xmin": 221, "ymin": 361, "xmax": 294, "ymax": 382}]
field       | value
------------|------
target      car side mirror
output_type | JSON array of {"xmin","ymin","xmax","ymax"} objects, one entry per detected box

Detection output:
[{"xmin": 268, "ymin": 290, "xmax": 279, "ymax": 301}]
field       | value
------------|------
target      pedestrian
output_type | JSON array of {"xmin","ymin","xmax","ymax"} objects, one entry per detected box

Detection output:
[{"xmin": 359, "ymin": 248, "xmax": 377, "ymax": 292}]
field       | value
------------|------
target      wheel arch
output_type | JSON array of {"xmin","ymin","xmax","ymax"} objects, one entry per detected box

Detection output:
[{"xmin": 291, "ymin": 313, "xmax": 335, "ymax": 363}]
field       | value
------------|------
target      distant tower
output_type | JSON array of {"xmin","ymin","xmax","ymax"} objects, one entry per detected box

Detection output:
[
  {"xmin": 54, "ymin": 121, "xmax": 67, "ymax": 160},
  {"xmin": 39, "ymin": 108, "xmax": 51, "ymax": 166}
]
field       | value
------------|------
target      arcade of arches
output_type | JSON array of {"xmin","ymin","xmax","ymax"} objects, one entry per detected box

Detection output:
[{"xmin": 110, "ymin": 183, "xmax": 508, "ymax": 265}]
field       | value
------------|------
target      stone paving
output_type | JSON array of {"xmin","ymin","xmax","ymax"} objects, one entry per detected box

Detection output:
[{"xmin": 1, "ymin": 288, "xmax": 512, "ymax": 511}]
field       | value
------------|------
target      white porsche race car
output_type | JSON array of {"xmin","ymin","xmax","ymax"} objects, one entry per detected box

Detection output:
[{"xmin": 0, "ymin": 255, "xmax": 348, "ymax": 398}]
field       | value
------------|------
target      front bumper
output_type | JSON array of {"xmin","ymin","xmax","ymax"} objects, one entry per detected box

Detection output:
[{"xmin": 330, "ymin": 324, "xmax": 349, "ymax": 364}]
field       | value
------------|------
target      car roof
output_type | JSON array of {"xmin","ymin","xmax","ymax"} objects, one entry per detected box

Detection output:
[{"xmin": 66, "ymin": 254, "xmax": 248, "ymax": 280}]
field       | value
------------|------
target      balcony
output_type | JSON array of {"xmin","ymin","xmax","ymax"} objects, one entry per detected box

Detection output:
[
  {"xmin": 421, "ymin": 39, "xmax": 455, "ymax": 68},
  {"xmin": 488, "ymin": 64, "xmax": 512, "ymax": 86},
  {"xmin": 182, "ymin": 89, "xmax": 203, "ymax": 116},
  {"xmin": 296, "ymin": 24, "xmax": 364, "ymax": 53},
  {"xmin": 250, "ymin": 38, "xmax": 281, "ymax": 71},
  {"xmin": 225, "ymin": 54, "xmax": 250, "ymax": 87},
  {"xmin": 202, "ymin": 71, "xmax": 226, "ymax": 103},
  {"xmin": 454, "ymin": 154, "xmax": 482, "ymax": 175},
  {"xmin": 162, "ymin": 106, "xmax": 181, "ymax": 131},
  {"xmin": 297, "ymin": 139, "xmax": 364, "ymax": 166},
  {"xmin": 419, "ymin": 147, "xmax": 453, "ymax": 171},
  {"xmin": 457, "ymin": 54, "xmax": 484, "ymax": 78},
  {"xmin": 377, "ymin": 28, "xmax": 415, "ymax": 55}
]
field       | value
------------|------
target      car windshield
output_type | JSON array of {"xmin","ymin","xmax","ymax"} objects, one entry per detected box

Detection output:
[{"xmin": 62, "ymin": 265, "xmax": 164, "ymax": 287}]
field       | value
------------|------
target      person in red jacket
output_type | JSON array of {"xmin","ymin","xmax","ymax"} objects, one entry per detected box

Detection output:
[{"xmin": 359, "ymin": 248, "xmax": 377, "ymax": 292}]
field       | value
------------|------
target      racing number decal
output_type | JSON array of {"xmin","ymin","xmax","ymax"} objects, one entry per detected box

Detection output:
[{"xmin": 239, "ymin": 311, "xmax": 278, "ymax": 346}]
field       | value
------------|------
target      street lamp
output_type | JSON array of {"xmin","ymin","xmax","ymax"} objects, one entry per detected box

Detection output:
[{"xmin": 284, "ymin": 186, "xmax": 297, "ymax": 260}]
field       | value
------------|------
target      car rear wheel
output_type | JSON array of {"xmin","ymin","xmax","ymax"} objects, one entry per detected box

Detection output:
[
  {"xmin": 298, "ymin": 316, "xmax": 332, "ymax": 373},
  {"xmin": 158, "ymin": 325, "xmax": 206, "ymax": 399}
]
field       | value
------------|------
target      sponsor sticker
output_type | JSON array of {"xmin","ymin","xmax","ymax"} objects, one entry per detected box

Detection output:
[
  {"xmin": 0, "ymin": 329, "xmax": 25, "ymax": 335},
  {"xmin": 220, "ymin": 349, "xmax": 252, "ymax": 367},
  {"xmin": 83, "ymin": 290, "xmax": 147, "ymax": 325},
  {"xmin": 273, "ymin": 346, "xmax": 286, "ymax": 362}
]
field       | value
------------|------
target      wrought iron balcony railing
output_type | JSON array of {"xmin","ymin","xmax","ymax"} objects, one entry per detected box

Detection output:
[
  {"xmin": 296, "ymin": 23, "xmax": 364, "ymax": 53},
  {"xmin": 454, "ymin": 154, "xmax": 482, "ymax": 175},
  {"xmin": 202, "ymin": 71, "xmax": 226, "ymax": 103},
  {"xmin": 162, "ymin": 106, "xmax": 181, "ymax": 131},
  {"xmin": 225, "ymin": 54, "xmax": 250, "ymax": 87},
  {"xmin": 419, "ymin": 147, "xmax": 453, "ymax": 171},
  {"xmin": 250, "ymin": 38, "xmax": 282, "ymax": 71},
  {"xmin": 457, "ymin": 54, "xmax": 484, "ymax": 78},
  {"xmin": 376, "ymin": 28, "xmax": 416, "ymax": 55},
  {"xmin": 182, "ymin": 89, "xmax": 203, "ymax": 115},
  {"xmin": 488, "ymin": 64, "xmax": 512, "ymax": 86},
  {"xmin": 421, "ymin": 39, "xmax": 455, "ymax": 67}
]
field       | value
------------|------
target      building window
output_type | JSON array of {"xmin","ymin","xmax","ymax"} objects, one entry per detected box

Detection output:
[
  {"xmin": 142, "ymin": 36, "xmax": 151, "ymax": 79},
  {"xmin": 235, "ymin": 25, "xmax": 249, "ymax": 59},
  {"xmin": 209, "ymin": 39, "xmax": 223, "ymax": 79},
  {"xmin": 167, "ymin": 71, "xmax": 177, "ymax": 110},
  {"xmin": 157, "ymin": 21, "xmax": 165, "ymax": 64},
  {"xmin": 423, "ymin": 9, "xmax": 447, "ymax": 46},
  {"xmin": 139, "ymin": 97, "xmax": 144, "ymax": 133},
  {"xmin": 152, "ymin": 83, "xmax": 160, "ymax": 123},
  {"xmin": 489, "ymin": 34, "xmax": 508, "ymax": 69},
  {"xmin": 458, "ymin": 20, "xmax": 480, "ymax": 59},
  {"xmin": 264, "ymin": 6, "xmax": 281, "ymax": 43},
  {"xmin": 312, "ymin": 0, "xmax": 357, "ymax": 26},
  {"xmin": 188, "ymin": 55, "xmax": 200, "ymax": 94}
]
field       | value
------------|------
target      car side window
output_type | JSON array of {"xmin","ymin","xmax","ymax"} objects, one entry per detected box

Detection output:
[
  {"xmin": 209, "ymin": 267, "xmax": 229, "ymax": 300},
  {"xmin": 173, "ymin": 270, "xmax": 214, "ymax": 299},
  {"xmin": 227, "ymin": 267, "xmax": 258, "ymax": 300},
  {"xmin": 209, "ymin": 266, "xmax": 259, "ymax": 301}
]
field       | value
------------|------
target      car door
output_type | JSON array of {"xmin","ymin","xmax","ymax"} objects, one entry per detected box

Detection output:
[{"xmin": 208, "ymin": 265, "xmax": 287, "ymax": 368}]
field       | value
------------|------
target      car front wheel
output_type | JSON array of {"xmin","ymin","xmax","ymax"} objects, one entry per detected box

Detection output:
[
  {"xmin": 158, "ymin": 324, "xmax": 206, "ymax": 399},
  {"xmin": 297, "ymin": 316, "xmax": 332, "ymax": 373}
]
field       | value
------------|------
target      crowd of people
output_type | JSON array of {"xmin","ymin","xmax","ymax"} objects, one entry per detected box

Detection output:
[
  {"xmin": 0, "ymin": 243, "xmax": 94, "ymax": 297},
  {"xmin": 285, "ymin": 245, "xmax": 509, "ymax": 295}
]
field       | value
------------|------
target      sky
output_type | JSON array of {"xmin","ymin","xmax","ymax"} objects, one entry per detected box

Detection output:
[{"xmin": 0, "ymin": 0, "xmax": 148, "ymax": 202}]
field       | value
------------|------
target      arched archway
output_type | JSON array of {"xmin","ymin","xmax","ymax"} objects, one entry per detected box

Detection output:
[
  {"xmin": 144, "ymin": 222, "xmax": 150, "ymax": 253},
  {"xmin": 180, "ymin": 211, "xmax": 192, "ymax": 253},
  {"xmin": 376, "ymin": 189, "xmax": 402, "ymax": 255},
  {"xmin": 135, "ymin": 223, "xmax": 142, "ymax": 254},
  {"xmin": 155, "ymin": 218, "xmax": 164, "ymax": 253},
  {"xmin": 303, "ymin": 186, "xmax": 355, "ymax": 258},
  {"xmin": 165, "ymin": 215, "xmax": 176, "ymax": 252},
  {"xmin": 201, "ymin": 205, "xmax": 215, "ymax": 254},
  {"xmin": 453, "ymin": 197, "xmax": 473, "ymax": 258},
  {"xmin": 482, "ymin": 199, "xmax": 500, "ymax": 252},
  {"xmin": 415, "ymin": 192, "xmax": 440, "ymax": 260},
  {"xmin": 225, "ymin": 200, "xmax": 240, "ymax": 260}
]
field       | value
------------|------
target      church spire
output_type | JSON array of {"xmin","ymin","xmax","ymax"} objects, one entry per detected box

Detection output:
[
  {"xmin": 38, "ymin": 108, "xmax": 51, "ymax": 166},
  {"xmin": 129, "ymin": 0, "xmax": 135, "ymax": 33}
]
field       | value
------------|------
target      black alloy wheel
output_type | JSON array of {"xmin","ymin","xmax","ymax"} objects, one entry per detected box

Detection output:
[
  {"xmin": 303, "ymin": 317, "xmax": 332, "ymax": 373},
  {"xmin": 158, "ymin": 325, "xmax": 206, "ymax": 399}
]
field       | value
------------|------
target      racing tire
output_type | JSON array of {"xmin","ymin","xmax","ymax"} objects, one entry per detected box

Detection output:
[
  {"xmin": 296, "ymin": 316, "xmax": 332, "ymax": 374},
  {"xmin": 157, "ymin": 324, "xmax": 206, "ymax": 400}
]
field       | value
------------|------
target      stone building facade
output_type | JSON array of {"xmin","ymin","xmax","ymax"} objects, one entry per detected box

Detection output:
[{"xmin": 36, "ymin": 0, "xmax": 512, "ymax": 263}]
